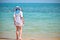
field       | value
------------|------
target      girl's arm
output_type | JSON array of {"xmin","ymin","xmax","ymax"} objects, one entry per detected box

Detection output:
[
  {"xmin": 13, "ymin": 15, "xmax": 16, "ymax": 25},
  {"xmin": 21, "ymin": 17, "xmax": 24, "ymax": 24},
  {"xmin": 20, "ymin": 11, "xmax": 24, "ymax": 24}
]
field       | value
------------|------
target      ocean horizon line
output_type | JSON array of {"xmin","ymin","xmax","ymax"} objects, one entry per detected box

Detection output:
[{"xmin": 0, "ymin": 3, "xmax": 60, "ymax": 4}]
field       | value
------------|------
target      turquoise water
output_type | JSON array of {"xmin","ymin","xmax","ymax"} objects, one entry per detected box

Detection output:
[{"xmin": 0, "ymin": 3, "xmax": 60, "ymax": 35}]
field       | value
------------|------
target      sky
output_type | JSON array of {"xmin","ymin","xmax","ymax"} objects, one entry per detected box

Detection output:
[{"xmin": 0, "ymin": 0, "xmax": 60, "ymax": 3}]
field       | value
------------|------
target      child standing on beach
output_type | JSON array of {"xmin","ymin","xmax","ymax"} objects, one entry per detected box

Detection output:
[{"xmin": 13, "ymin": 6, "xmax": 24, "ymax": 40}]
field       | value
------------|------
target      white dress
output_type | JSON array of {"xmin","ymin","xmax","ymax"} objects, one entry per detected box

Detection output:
[{"xmin": 14, "ymin": 11, "xmax": 23, "ymax": 26}]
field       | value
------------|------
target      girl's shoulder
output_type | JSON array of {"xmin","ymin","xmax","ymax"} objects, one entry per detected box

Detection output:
[{"xmin": 20, "ymin": 11, "xmax": 23, "ymax": 13}]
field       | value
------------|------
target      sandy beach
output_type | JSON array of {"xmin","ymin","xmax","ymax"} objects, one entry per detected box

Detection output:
[
  {"xmin": 0, "ymin": 37, "xmax": 60, "ymax": 40},
  {"xmin": 0, "ymin": 32, "xmax": 60, "ymax": 40}
]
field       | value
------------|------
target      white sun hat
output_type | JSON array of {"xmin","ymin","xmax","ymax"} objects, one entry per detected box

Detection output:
[
  {"xmin": 16, "ymin": 6, "xmax": 20, "ymax": 8},
  {"xmin": 16, "ymin": 6, "xmax": 22, "ymax": 10}
]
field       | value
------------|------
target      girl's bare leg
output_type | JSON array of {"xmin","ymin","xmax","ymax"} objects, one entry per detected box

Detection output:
[
  {"xmin": 16, "ymin": 26, "xmax": 19, "ymax": 40},
  {"xmin": 19, "ymin": 26, "xmax": 22, "ymax": 40}
]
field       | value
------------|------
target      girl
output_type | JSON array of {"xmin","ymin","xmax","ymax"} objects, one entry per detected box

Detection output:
[{"xmin": 13, "ymin": 6, "xmax": 24, "ymax": 40}]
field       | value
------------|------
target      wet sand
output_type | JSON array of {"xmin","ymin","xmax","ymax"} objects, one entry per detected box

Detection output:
[
  {"xmin": 0, "ymin": 37, "xmax": 60, "ymax": 40},
  {"xmin": 0, "ymin": 32, "xmax": 60, "ymax": 40}
]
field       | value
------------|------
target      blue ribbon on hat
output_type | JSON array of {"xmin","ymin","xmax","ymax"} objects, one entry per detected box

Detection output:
[{"xmin": 15, "ymin": 10, "xmax": 20, "ymax": 14}]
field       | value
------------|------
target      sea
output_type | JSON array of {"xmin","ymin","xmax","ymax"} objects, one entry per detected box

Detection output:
[{"xmin": 0, "ymin": 3, "xmax": 60, "ymax": 38}]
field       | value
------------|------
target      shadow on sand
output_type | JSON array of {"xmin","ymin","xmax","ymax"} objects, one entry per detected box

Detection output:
[{"xmin": 0, "ymin": 38, "xmax": 15, "ymax": 40}]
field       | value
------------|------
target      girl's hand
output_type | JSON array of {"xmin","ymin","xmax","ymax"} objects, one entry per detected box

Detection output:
[
  {"xmin": 23, "ymin": 20, "xmax": 24, "ymax": 24},
  {"xmin": 14, "ymin": 21, "xmax": 16, "ymax": 25}
]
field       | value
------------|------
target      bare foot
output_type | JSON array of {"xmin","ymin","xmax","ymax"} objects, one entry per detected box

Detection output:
[
  {"xmin": 19, "ymin": 38, "xmax": 22, "ymax": 40},
  {"xmin": 19, "ymin": 37, "xmax": 22, "ymax": 40},
  {"xmin": 16, "ymin": 39, "xmax": 18, "ymax": 40}
]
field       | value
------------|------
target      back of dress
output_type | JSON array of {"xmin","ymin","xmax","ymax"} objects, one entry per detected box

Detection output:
[{"xmin": 14, "ymin": 11, "xmax": 23, "ymax": 24}]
